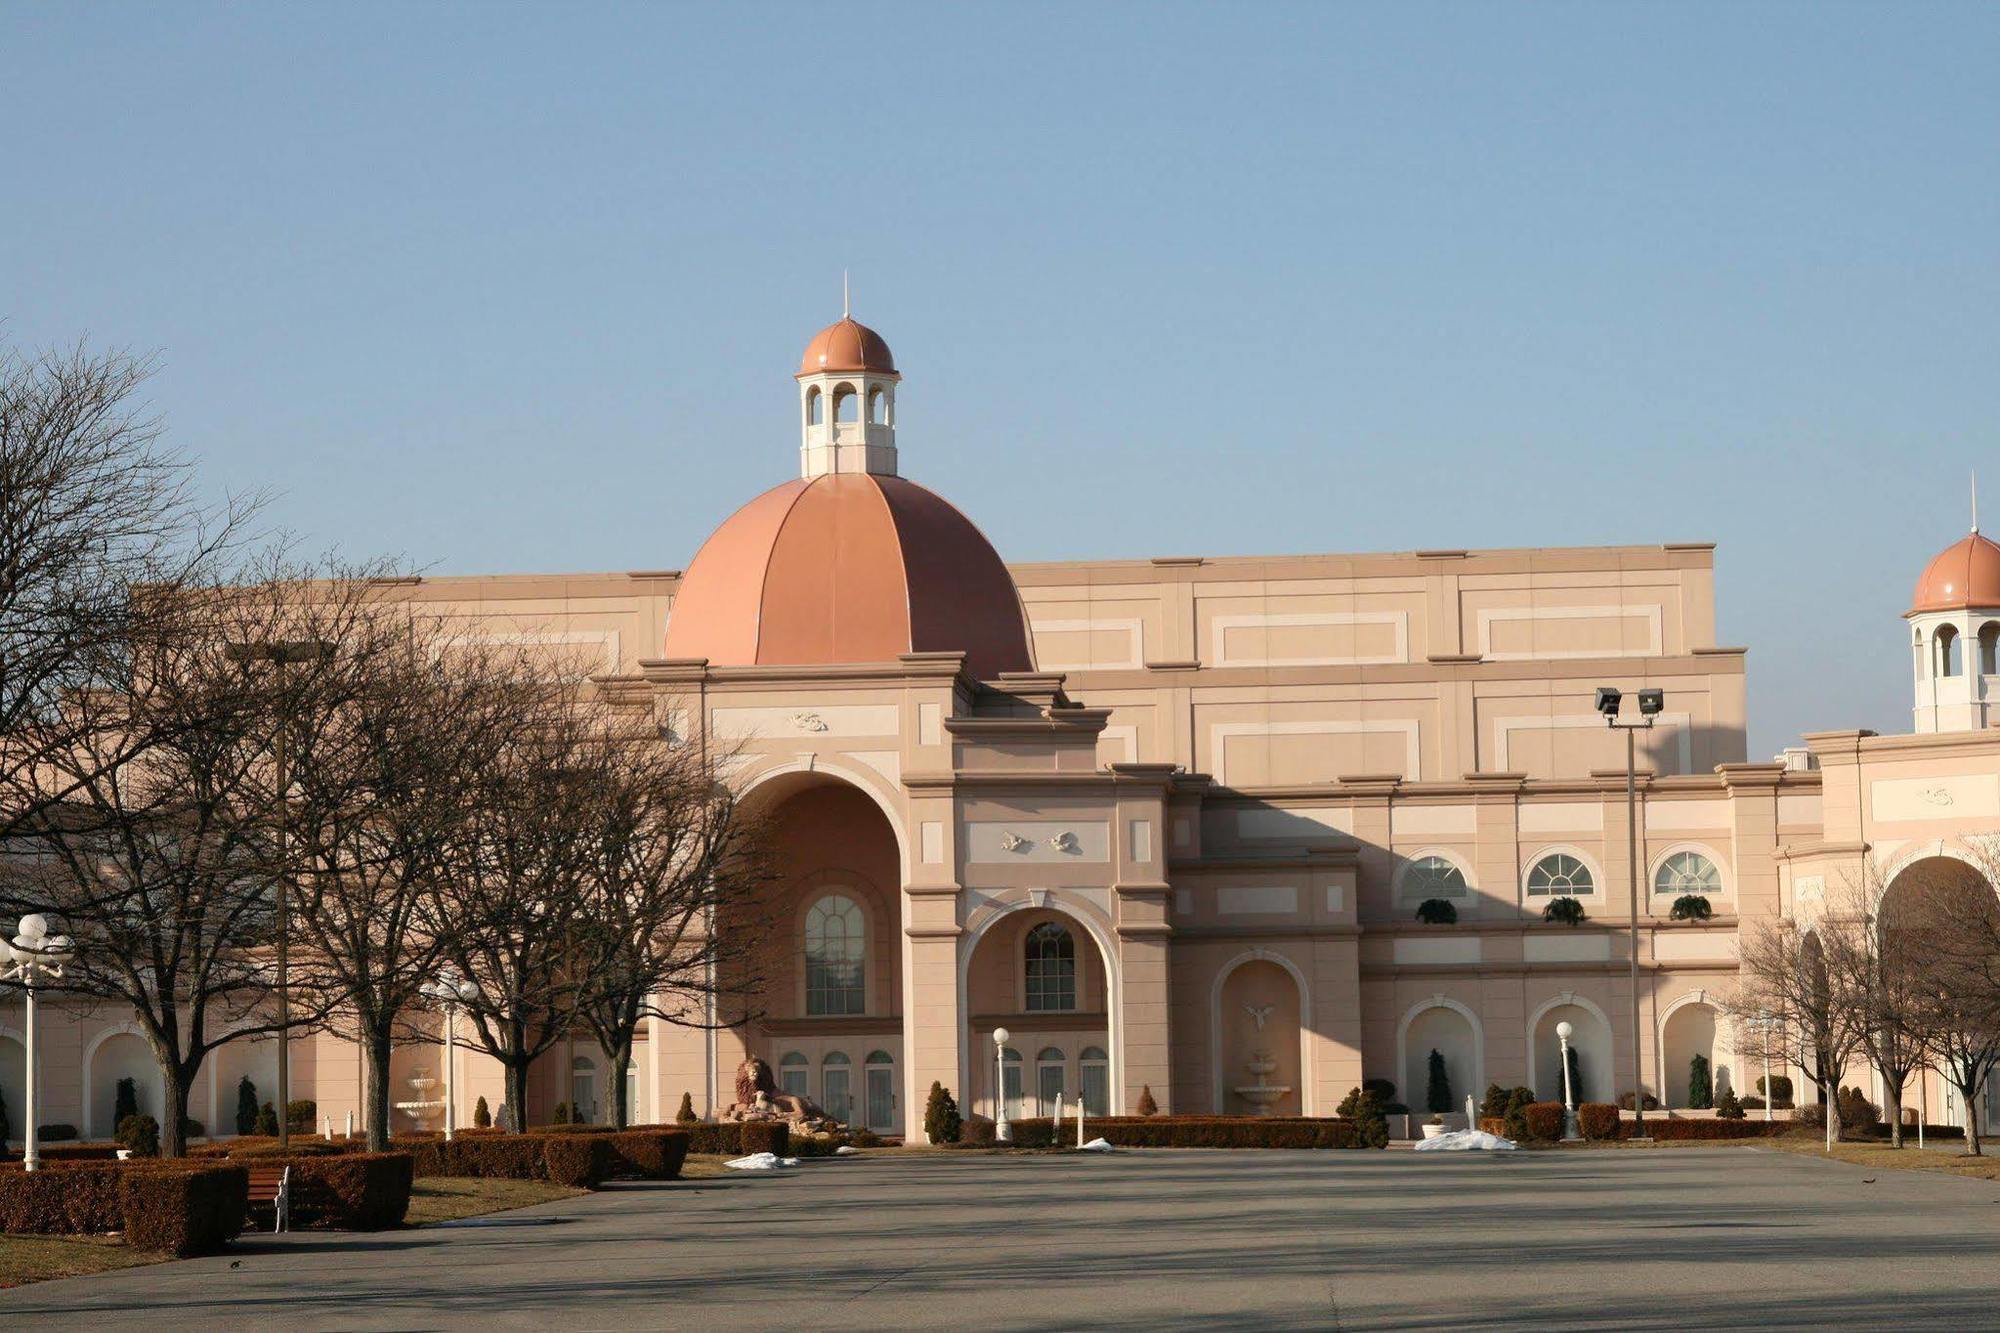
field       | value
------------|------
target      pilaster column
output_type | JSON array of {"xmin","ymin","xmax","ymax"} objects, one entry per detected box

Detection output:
[{"xmin": 903, "ymin": 883, "xmax": 962, "ymax": 1141}]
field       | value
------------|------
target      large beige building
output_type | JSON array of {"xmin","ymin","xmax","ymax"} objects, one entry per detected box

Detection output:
[{"xmin": 7, "ymin": 316, "xmax": 2000, "ymax": 1143}]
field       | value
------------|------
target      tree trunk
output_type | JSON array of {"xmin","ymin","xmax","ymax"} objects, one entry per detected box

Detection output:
[
  {"xmin": 161, "ymin": 1064, "xmax": 194, "ymax": 1158},
  {"xmin": 1887, "ymin": 1077, "xmax": 1905, "ymax": 1149},
  {"xmin": 505, "ymin": 1059, "xmax": 531, "ymax": 1133},
  {"xmin": 362, "ymin": 1028, "xmax": 395, "ymax": 1152},
  {"xmin": 1966, "ymin": 1084, "xmax": 1984, "ymax": 1157},
  {"xmin": 608, "ymin": 1030, "xmax": 635, "ymax": 1129}
]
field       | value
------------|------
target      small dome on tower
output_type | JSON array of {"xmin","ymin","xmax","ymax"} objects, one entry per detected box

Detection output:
[
  {"xmin": 1910, "ymin": 531, "xmax": 2000, "ymax": 614},
  {"xmin": 799, "ymin": 317, "xmax": 896, "ymax": 377}
]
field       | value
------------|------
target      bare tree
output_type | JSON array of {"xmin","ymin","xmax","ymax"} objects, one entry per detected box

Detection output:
[
  {"xmin": 1728, "ymin": 911, "xmax": 1868, "ymax": 1141},
  {"xmin": 0, "ymin": 341, "xmax": 255, "ymax": 848},
  {"xmin": 568, "ymin": 700, "xmax": 770, "ymax": 1129},
  {"xmin": 1823, "ymin": 871, "xmax": 1938, "ymax": 1147},
  {"xmin": 1899, "ymin": 845, "xmax": 2000, "ymax": 1155},
  {"xmin": 0, "ymin": 567, "xmax": 344, "ymax": 1156}
]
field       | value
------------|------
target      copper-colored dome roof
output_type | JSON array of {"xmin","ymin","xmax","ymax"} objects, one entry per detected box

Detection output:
[
  {"xmin": 798, "ymin": 317, "xmax": 896, "ymax": 377},
  {"xmin": 663, "ymin": 473, "xmax": 1033, "ymax": 679},
  {"xmin": 1911, "ymin": 531, "xmax": 2000, "ymax": 613}
]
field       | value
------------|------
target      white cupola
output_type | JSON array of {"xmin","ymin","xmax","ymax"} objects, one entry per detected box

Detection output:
[
  {"xmin": 1906, "ymin": 489, "xmax": 2000, "ymax": 733},
  {"xmin": 795, "ymin": 303, "xmax": 900, "ymax": 479}
]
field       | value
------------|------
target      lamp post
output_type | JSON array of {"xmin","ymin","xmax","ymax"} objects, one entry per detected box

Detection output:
[
  {"xmin": 993, "ymin": 1027, "xmax": 1012, "ymax": 1144},
  {"xmin": 1, "ymin": 916, "xmax": 76, "ymax": 1172},
  {"xmin": 1556, "ymin": 1020, "xmax": 1579, "ymax": 1140},
  {"xmin": 1597, "ymin": 686, "xmax": 1662, "ymax": 1139},
  {"xmin": 226, "ymin": 638, "xmax": 334, "ymax": 1150},
  {"xmin": 421, "ymin": 972, "xmax": 481, "ymax": 1141},
  {"xmin": 1756, "ymin": 1012, "xmax": 1775, "ymax": 1124}
]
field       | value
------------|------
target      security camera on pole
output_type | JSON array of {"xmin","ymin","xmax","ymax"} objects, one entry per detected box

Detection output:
[
  {"xmin": 0, "ymin": 916, "xmax": 77, "ymax": 1172},
  {"xmin": 1595, "ymin": 685, "xmax": 1664, "ymax": 1141}
]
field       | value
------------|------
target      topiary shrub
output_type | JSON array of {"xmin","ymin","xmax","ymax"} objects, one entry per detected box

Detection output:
[
  {"xmin": 1715, "ymin": 1087, "xmax": 1745, "ymax": 1120},
  {"xmin": 1480, "ymin": 1084, "xmax": 1511, "ymax": 1120},
  {"xmin": 118, "ymin": 1114, "xmax": 161, "ymax": 1158},
  {"xmin": 1415, "ymin": 898, "xmax": 1458, "ymax": 925},
  {"xmin": 474, "ymin": 1095, "xmax": 492, "ymax": 1129},
  {"xmin": 235, "ymin": 1078, "xmax": 258, "ymax": 1136},
  {"xmin": 1502, "ymin": 1088, "xmax": 1536, "ymax": 1141},
  {"xmin": 1135, "ymin": 1086, "xmax": 1158, "ymax": 1116},
  {"xmin": 1523, "ymin": 1102, "xmax": 1566, "ymax": 1142},
  {"xmin": 255, "ymin": 1102, "xmax": 279, "ymax": 1136},
  {"xmin": 1617, "ymin": 1091, "xmax": 1660, "ymax": 1112},
  {"xmin": 739, "ymin": 1121, "xmax": 790, "ymax": 1157},
  {"xmin": 675, "ymin": 1092, "xmax": 698, "ymax": 1125},
  {"xmin": 1837, "ymin": 1086, "xmax": 1880, "ymax": 1131},
  {"xmin": 1542, "ymin": 896, "xmax": 1586, "ymax": 926},
  {"xmin": 1338, "ymin": 1087, "xmax": 1391, "ymax": 1148},
  {"xmin": 120, "ymin": 1165, "xmax": 249, "ymax": 1257},
  {"xmin": 1669, "ymin": 894, "xmax": 1713, "ymax": 922},
  {"xmin": 924, "ymin": 1081, "xmax": 963, "ymax": 1144},
  {"xmin": 610, "ymin": 1129, "xmax": 690, "ymax": 1180},
  {"xmin": 1687, "ymin": 1054, "xmax": 1713, "ymax": 1110},
  {"xmin": 1578, "ymin": 1102, "xmax": 1621, "ymax": 1140},
  {"xmin": 1757, "ymin": 1074, "xmax": 1794, "ymax": 1105},
  {"xmin": 286, "ymin": 1101, "xmax": 316, "ymax": 1134},
  {"xmin": 552, "ymin": 1101, "xmax": 571, "ymax": 1126},
  {"xmin": 1425, "ymin": 1049, "xmax": 1453, "ymax": 1114},
  {"xmin": 113, "ymin": 1078, "xmax": 139, "ymax": 1135}
]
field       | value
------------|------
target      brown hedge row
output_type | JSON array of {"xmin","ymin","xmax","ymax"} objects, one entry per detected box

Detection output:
[
  {"xmin": 0, "ymin": 1161, "xmax": 247, "ymax": 1256},
  {"xmin": 542, "ymin": 1135, "xmax": 617, "ymax": 1188},
  {"xmin": 1578, "ymin": 1103, "xmax": 1621, "ymax": 1141},
  {"xmin": 244, "ymin": 1153, "xmax": 413, "ymax": 1229},
  {"xmin": 739, "ymin": 1122, "xmax": 790, "ymax": 1157},
  {"xmin": 1636, "ymin": 1118, "xmax": 1795, "ymax": 1141},
  {"xmin": 121, "ymin": 1167, "xmax": 248, "ymax": 1256},
  {"xmin": 1523, "ymin": 1103, "xmax": 1566, "ymax": 1143},
  {"xmin": 609, "ymin": 1130, "xmax": 689, "ymax": 1180}
]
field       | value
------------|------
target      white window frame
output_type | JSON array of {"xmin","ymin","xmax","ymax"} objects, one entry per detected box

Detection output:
[
  {"xmin": 1523, "ymin": 847, "xmax": 1602, "ymax": 900},
  {"xmin": 1393, "ymin": 848, "xmax": 1476, "ymax": 907},
  {"xmin": 1649, "ymin": 845, "xmax": 1729, "ymax": 901}
]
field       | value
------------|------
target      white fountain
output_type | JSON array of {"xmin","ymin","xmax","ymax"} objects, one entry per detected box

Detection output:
[
  {"xmin": 393, "ymin": 1065, "xmax": 445, "ymax": 1131},
  {"xmin": 1231, "ymin": 1004, "xmax": 1292, "ymax": 1116}
]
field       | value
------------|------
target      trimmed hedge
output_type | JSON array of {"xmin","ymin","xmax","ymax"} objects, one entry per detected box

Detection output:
[
  {"xmin": 1578, "ymin": 1103, "xmax": 1621, "ymax": 1141},
  {"xmin": 0, "ymin": 1161, "xmax": 247, "ymax": 1256},
  {"xmin": 543, "ymin": 1135, "xmax": 617, "ymax": 1188},
  {"xmin": 121, "ymin": 1166, "xmax": 248, "ymax": 1256},
  {"xmin": 246, "ymin": 1153, "xmax": 413, "ymax": 1230},
  {"xmin": 1523, "ymin": 1102, "xmax": 1566, "ymax": 1143},
  {"xmin": 739, "ymin": 1122, "xmax": 790, "ymax": 1157},
  {"xmin": 962, "ymin": 1115, "xmax": 1362, "ymax": 1150},
  {"xmin": 610, "ymin": 1129, "xmax": 690, "ymax": 1180}
]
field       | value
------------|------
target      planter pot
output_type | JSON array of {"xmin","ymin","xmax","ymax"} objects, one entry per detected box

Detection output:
[
  {"xmin": 115, "ymin": 1149, "xmax": 133, "ymax": 1160},
  {"xmin": 1421, "ymin": 1123, "xmax": 1449, "ymax": 1140}
]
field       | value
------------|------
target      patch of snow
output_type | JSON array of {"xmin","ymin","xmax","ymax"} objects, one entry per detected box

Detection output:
[
  {"xmin": 835, "ymin": 1145, "xmax": 861, "ymax": 1155},
  {"xmin": 1078, "ymin": 1137, "xmax": 1115, "ymax": 1152},
  {"xmin": 725, "ymin": 1152, "xmax": 801, "ymax": 1170},
  {"xmin": 1411, "ymin": 1129, "xmax": 1516, "ymax": 1152}
]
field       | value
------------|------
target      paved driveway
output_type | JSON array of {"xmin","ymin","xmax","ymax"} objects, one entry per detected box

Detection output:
[{"xmin": 5, "ymin": 1146, "xmax": 1997, "ymax": 1329}]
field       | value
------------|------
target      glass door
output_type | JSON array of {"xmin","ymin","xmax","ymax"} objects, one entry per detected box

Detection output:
[{"xmin": 865, "ymin": 1059, "xmax": 895, "ymax": 1132}]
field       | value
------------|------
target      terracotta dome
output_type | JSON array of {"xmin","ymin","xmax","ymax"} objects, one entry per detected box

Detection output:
[
  {"xmin": 1910, "ymin": 531, "xmax": 2000, "ymax": 614},
  {"xmin": 798, "ymin": 318, "xmax": 896, "ymax": 377},
  {"xmin": 663, "ymin": 473, "xmax": 1034, "ymax": 679}
]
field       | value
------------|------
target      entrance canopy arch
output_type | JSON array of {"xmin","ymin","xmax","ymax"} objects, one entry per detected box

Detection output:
[{"xmin": 961, "ymin": 894, "xmax": 1120, "ymax": 1119}]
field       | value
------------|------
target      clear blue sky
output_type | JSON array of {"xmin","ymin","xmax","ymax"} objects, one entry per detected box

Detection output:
[{"xmin": 5, "ymin": 3, "xmax": 1995, "ymax": 757}]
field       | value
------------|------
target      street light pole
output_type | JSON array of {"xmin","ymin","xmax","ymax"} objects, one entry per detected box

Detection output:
[
  {"xmin": 227, "ymin": 639, "xmax": 333, "ymax": 1151},
  {"xmin": 422, "ymin": 972, "xmax": 480, "ymax": 1141},
  {"xmin": 2, "ymin": 916, "xmax": 76, "ymax": 1172},
  {"xmin": 1598, "ymin": 686, "xmax": 1662, "ymax": 1140},
  {"xmin": 1557, "ymin": 1020, "xmax": 1579, "ymax": 1140}
]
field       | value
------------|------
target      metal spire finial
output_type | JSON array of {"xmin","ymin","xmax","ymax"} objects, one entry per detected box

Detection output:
[
  {"xmin": 843, "ymin": 270, "xmax": 850, "ymax": 319},
  {"xmin": 1974, "ymin": 469, "xmax": 1980, "ymax": 535}
]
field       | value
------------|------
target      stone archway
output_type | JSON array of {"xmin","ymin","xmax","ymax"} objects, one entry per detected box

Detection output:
[
  {"xmin": 1399, "ymin": 998, "xmax": 1483, "ymax": 1118},
  {"xmin": 85, "ymin": 1026, "xmax": 160, "ymax": 1139},
  {"xmin": 1529, "ymin": 995, "xmax": 1612, "ymax": 1106},
  {"xmin": 963, "ymin": 901, "xmax": 1117, "ymax": 1122},
  {"xmin": 1214, "ymin": 957, "xmax": 1305, "ymax": 1117},
  {"xmin": 1660, "ymin": 995, "xmax": 1729, "ymax": 1108}
]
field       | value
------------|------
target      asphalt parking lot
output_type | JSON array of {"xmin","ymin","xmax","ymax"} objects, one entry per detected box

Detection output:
[{"xmin": 5, "ymin": 1145, "xmax": 1997, "ymax": 1330}]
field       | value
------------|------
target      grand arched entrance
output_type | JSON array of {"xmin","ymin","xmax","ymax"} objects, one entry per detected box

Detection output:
[
  {"xmin": 964, "ymin": 904, "xmax": 1115, "ymax": 1121},
  {"xmin": 1879, "ymin": 852, "xmax": 2000, "ymax": 1134},
  {"xmin": 722, "ymin": 771, "xmax": 906, "ymax": 1133}
]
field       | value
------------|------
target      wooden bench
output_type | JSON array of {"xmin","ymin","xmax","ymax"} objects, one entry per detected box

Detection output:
[{"xmin": 245, "ymin": 1164, "xmax": 292, "ymax": 1234}]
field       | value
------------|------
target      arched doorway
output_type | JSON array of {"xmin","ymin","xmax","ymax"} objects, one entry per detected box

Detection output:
[
  {"xmin": 1660, "ymin": 999, "xmax": 1728, "ymax": 1108},
  {"xmin": 722, "ymin": 772, "xmax": 904, "ymax": 1131},
  {"xmin": 87, "ymin": 1029, "xmax": 161, "ymax": 1139},
  {"xmin": 964, "ymin": 904, "xmax": 1114, "ymax": 1122},
  {"xmin": 1531, "ymin": 999, "xmax": 1611, "ymax": 1106},
  {"xmin": 1879, "ymin": 852, "xmax": 2000, "ymax": 1132},
  {"xmin": 1401, "ymin": 1000, "xmax": 1481, "ymax": 1118}
]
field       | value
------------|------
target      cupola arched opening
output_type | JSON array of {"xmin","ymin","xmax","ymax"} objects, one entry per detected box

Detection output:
[
  {"xmin": 868, "ymin": 386, "xmax": 888, "ymax": 425},
  {"xmin": 1937, "ymin": 624, "xmax": 1962, "ymax": 677},
  {"xmin": 834, "ymin": 384, "xmax": 859, "ymax": 422},
  {"xmin": 805, "ymin": 386, "xmax": 823, "ymax": 427},
  {"xmin": 1980, "ymin": 621, "xmax": 1999, "ymax": 676}
]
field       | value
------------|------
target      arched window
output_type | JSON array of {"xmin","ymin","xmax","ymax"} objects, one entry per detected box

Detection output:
[
  {"xmin": 778, "ymin": 1051, "xmax": 809, "ymax": 1099},
  {"xmin": 1024, "ymin": 921, "xmax": 1077, "ymax": 1012},
  {"xmin": 570, "ymin": 1056, "xmax": 597, "ymax": 1124},
  {"xmin": 1402, "ymin": 854, "xmax": 1468, "ymax": 900},
  {"xmin": 1036, "ymin": 1047, "xmax": 1067, "ymax": 1116},
  {"xmin": 1654, "ymin": 850, "xmax": 1722, "ymax": 897},
  {"xmin": 821, "ymin": 1051, "xmax": 853, "ymax": 1125},
  {"xmin": 1526, "ymin": 853, "xmax": 1595, "ymax": 898},
  {"xmin": 1079, "ymin": 1046, "xmax": 1110, "ymax": 1116},
  {"xmin": 1981, "ymin": 622, "xmax": 2000, "ymax": 676},
  {"xmin": 868, "ymin": 387, "xmax": 887, "ymax": 425},
  {"xmin": 834, "ymin": 385, "xmax": 858, "ymax": 422},
  {"xmin": 805, "ymin": 386, "xmax": 823, "ymax": 426},
  {"xmin": 1938, "ymin": 625, "xmax": 1962, "ymax": 677},
  {"xmin": 804, "ymin": 894, "xmax": 866, "ymax": 1015}
]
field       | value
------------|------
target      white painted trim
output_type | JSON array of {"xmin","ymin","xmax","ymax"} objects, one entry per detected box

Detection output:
[
  {"xmin": 1208, "ymin": 611, "xmax": 1409, "ymax": 668},
  {"xmin": 1030, "ymin": 617, "xmax": 1146, "ymax": 671},
  {"xmin": 1208, "ymin": 949, "xmax": 1314, "ymax": 1117},
  {"xmin": 1209, "ymin": 719, "xmax": 1421, "ymax": 785},
  {"xmin": 1647, "ymin": 842, "xmax": 1733, "ymax": 901},
  {"xmin": 1492, "ymin": 712, "xmax": 1693, "ymax": 774},
  {"xmin": 1521, "ymin": 844, "xmax": 1607, "ymax": 901},
  {"xmin": 1475, "ymin": 604, "xmax": 1663, "ymax": 660},
  {"xmin": 1391, "ymin": 847, "xmax": 1479, "ymax": 905},
  {"xmin": 1395, "ymin": 995, "xmax": 1486, "ymax": 1110}
]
